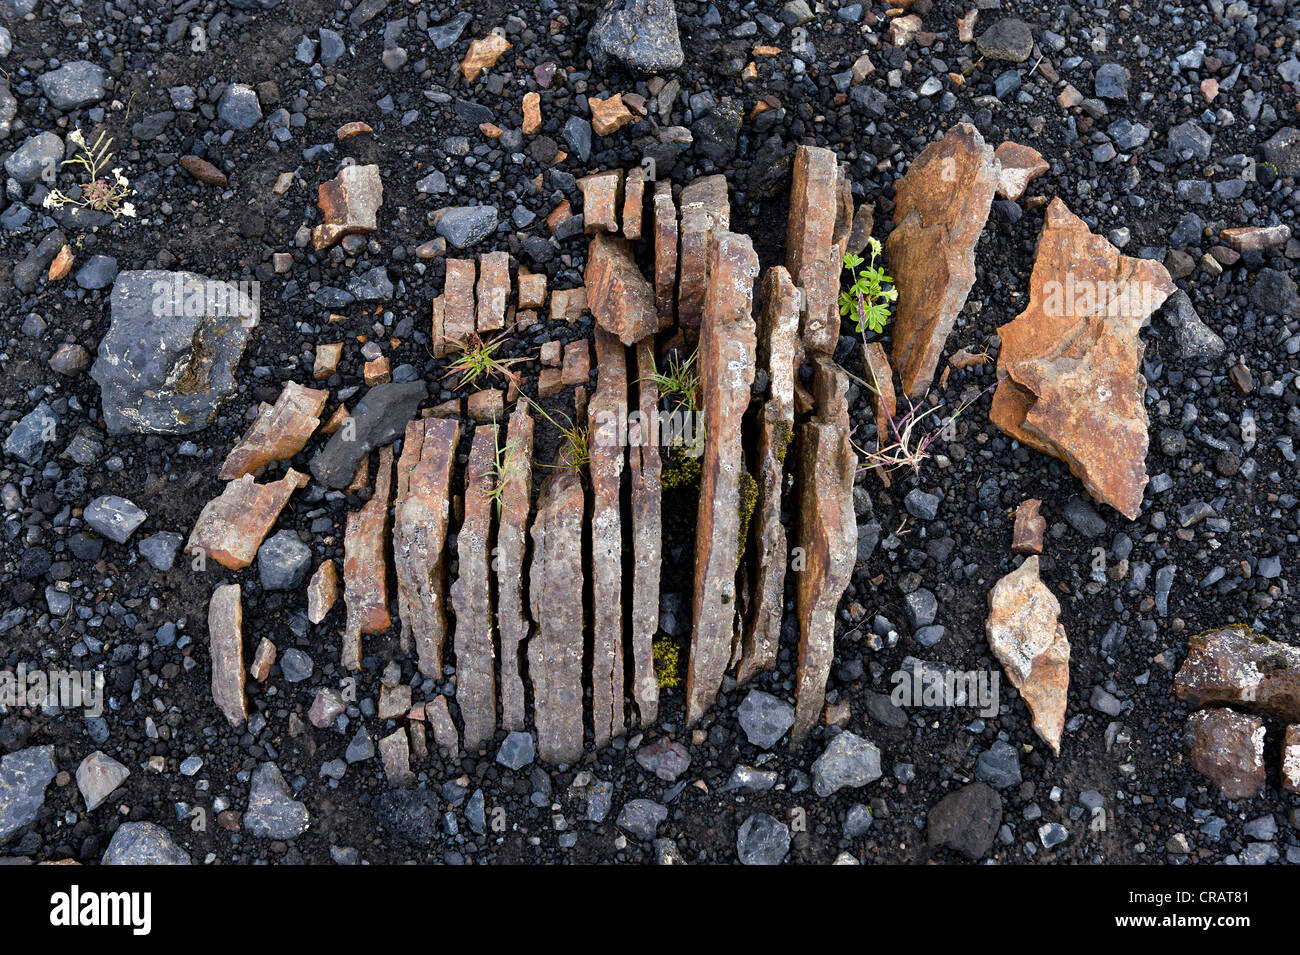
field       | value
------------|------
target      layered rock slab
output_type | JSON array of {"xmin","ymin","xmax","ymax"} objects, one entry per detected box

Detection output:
[
  {"xmin": 496, "ymin": 402, "xmax": 536, "ymax": 731},
  {"xmin": 219, "ymin": 381, "xmax": 329, "ymax": 480},
  {"xmin": 586, "ymin": 234, "xmax": 658, "ymax": 345},
  {"xmin": 188, "ymin": 469, "xmax": 308, "ymax": 570},
  {"xmin": 312, "ymin": 163, "xmax": 383, "ymax": 251},
  {"xmin": 628, "ymin": 341, "xmax": 662, "ymax": 725},
  {"xmin": 208, "ymin": 583, "xmax": 247, "ymax": 726},
  {"xmin": 451, "ymin": 423, "xmax": 498, "ymax": 752},
  {"xmin": 653, "ymin": 179, "xmax": 678, "ymax": 325},
  {"xmin": 1173, "ymin": 626, "xmax": 1300, "ymax": 723},
  {"xmin": 786, "ymin": 145, "xmax": 853, "ymax": 357},
  {"xmin": 342, "ymin": 445, "xmax": 393, "ymax": 671},
  {"xmin": 676, "ymin": 175, "xmax": 730, "ymax": 340}
]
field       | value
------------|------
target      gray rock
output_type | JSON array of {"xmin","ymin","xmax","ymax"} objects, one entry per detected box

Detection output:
[
  {"xmin": 1169, "ymin": 211, "xmax": 1205, "ymax": 248},
  {"xmin": 1063, "ymin": 495, "xmax": 1106, "ymax": 537},
  {"xmin": 976, "ymin": 19, "xmax": 1033, "ymax": 62},
  {"xmin": 309, "ymin": 381, "xmax": 426, "ymax": 489},
  {"xmin": 102, "ymin": 821, "xmax": 192, "ymax": 864},
  {"xmin": 91, "ymin": 271, "xmax": 258, "ymax": 435},
  {"xmin": 4, "ymin": 401, "xmax": 57, "ymax": 464},
  {"xmin": 904, "ymin": 488, "xmax": 940, "ymax": 520},
  {"xmin": 138, "ymin": 532, "xmax": 183, "ymax": 571},
  {"xmin": 258, "ymin": 530, "xmax": 312, "ymax": 590},
  {"xmin": 1094, "ymin": 63, "xmax": 1129, "ymax": 101},
  {"xmin": 725, "ymin": 764, "xmax": 778, "ymax": 791},
  {"xmin": 737, "ymin": 689, "xmax": 795, "ymax": 749},
  {"xmin": 1168, "ymin": 121, "xmax": 1212, "ymax": 161},
  {"xmin": 4, "ymin": 130, "xmax": 63, "ymax": 184},
  {"xmin": 589, "ymin": 0, "xmax": 684, "ymax": 75},
  {"xmin": 0, "ymin": 82, "xmax": 16, "ymax": 140},
  {"xmin": 736, "ymin": 812, "xmax": 790, "ymax": 864},
  {"xmin": 904, "ymin": 588, "xmax": 938, "ymax": 629},
  {"xmin": 427, "ymin": 12, "xmax": 472, "ymax": 51},
  {"xmin": 1107, "ymin": 119, "xmax": 1150, "ymax": 151},
  {"xmin": 0, "ymin": 745, "xmax": 57, "ymax": 843},
  {"xmin": 436, "ymin": 205, "xmax": 498, "ymax": 249},
  {"xmin": 319, "ymin": 28, "xmax": 346, "ymax": 65},
  {"xmin": 279, "ymin": 648, "xmax": 313, "ymax": 683},
  {"xmin": 75, "ymin": 254, "xmax": 118, "ymax": 290},
  {"xmin": 0, "ymin": 25, "xmax": 10, "ymax": 58},
  {"xmin": 496, "ymin": 731, "xmax": 536, "ymax": 770},
  {"xmin": 244, "ymin": 762, "xmax": 310, "ymax": 839},
  {"xmin": 1159, "ymin": 290, "xmax": 1224, "ymax": 360},
  {"xmin": 562, "ymin": 116, "xmax": 593, "ymax": 162},
  {"xmin": 811, "ymin": 731, "xmax": 882, "ymax": 797},
  {"xmin": 634, "ymin": 738, "xmax": 691, "ymax": 781},
  {"xmin": 14, "ymin": 230, "xmax": 67, "ymax": 294},
  {"xmin": 76, "ymin": 750, "xmax": 129, "ymax": 811},
  {"xmin": 616, "ymin": 798, "xmax": 667, "ymax": 841},
  {"xmin": 1261, "ymin": 127, "xmax": 1300, "ymax": 178},
  {"xmin": 927, "ymin": 783, "xmax": 1002, "ymax": 860},
  {"xmin": 217, "ymin": 83, "xmax": 262, "ymax": 130},
  {"xmin": 84, "ymin": 495, "xmax": 147, "ymax": 543},
  {"xmin": 38, "ymin": 60, "xmax": 107, "ymax": 110},
  {"xmin": 345, "ymin": 728, "xmax": 374, "ymax": 763},
  {"xmin": 1251, "ymin": 267, "xmax": 1300, "ymax": 318},
  {"xmin": 974, "ymin": 740, "xmax": 1021, "ymax": 789},
  {"xmin": 844, "ymin": 803, "xmax": 874, "ymax": 838}
]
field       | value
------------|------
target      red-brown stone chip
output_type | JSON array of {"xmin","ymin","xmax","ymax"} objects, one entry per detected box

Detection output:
[
  {"xmin": 451, "ymin": 424, "xmax": 498, "ymax": 752},
  {"xmin": 218, "ymin": 381, "xmax": 329, "ymax": 480},
  {"xmin": 342, "ymin": 445, "xmax": 393, "ymax": 671},
  {"xmin": 188, "ymin": 469, "xmax": 309, "ymax": 570}
]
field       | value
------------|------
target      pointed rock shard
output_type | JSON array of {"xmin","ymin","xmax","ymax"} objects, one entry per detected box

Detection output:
[
  {"xmin": 209, "ymin": 583, "xmax": 247, "ymax": 726},
  {"xmin": 1173, "ymin": 626, "xmax": 1300, "ymax": 723},
  {"xmin": 993, "ymin": 141, "xmax": 1049, "ymax": 200},
  {"xmin": 461, "ymin": 31, "xmax": 512, "ymax": 83},
  {"xmin": 586, "ymin": 234, "xmax": 658, "ymax": 345},
  {"xmin": 622, "ymin": 165, "xmax": 646, "ymax": 240},
  {"xmin": 589, "ymin": 327, "xmax": 627, "ymax": 747},
  {"xmin": 307, "ymin": 559, "xmax": 338, "ymax": 624},
  {"xmin": 496, "ymin": 402, "xmax": 535, "ymax": 731},
  {"xmin": 580, "ymin": 170, "xmax": 624, "ymax": 234},
  {"xmin": 990, "ymin": 198, "xmax": 1175, "ymax": 518},
  {"xmin": 475, "ymin": 250, "xmax": 510, "ymax": 333},
  {"xmin": 426, "ymin": 694, "xmax": 461, "ymax": 759},
  {"xmin": 985, "ymin": 556, "xmax": 1070, "ymax": 755},
  {"xmin": 1011, "ymin": 498, "xmax": 1046, "ymax": 555},
  {"xmin": 1186, "ymin": 708, "xmax": 1266, "ymax": 801},
  {"xmin": 442, "ymin": 258, "xmax": 477, "ymax": 352},
  {"xmin": 676, "ymin": 174, "xmax": 730, "ymax": 338},
  {"xmin": 628, "ymin": 341, "xmax": 662, "ymax": 726},
  {"xmin": 886, "ymin": 123, "xmax": 998, "ymax": 399},
  {"xmin": 653, "ymin": 179, "xmax": 678, "ymax": 325},
  {"xmin": 312, "ymin": 164, "xmax": 383, "ymax": 251},
  {"xmin": 861, "ymin": 341, "xmax": 897, "ymax": 486},
  {"xmin": 739, "ymin": 267, "xmax": 799, "ymax": 684},
  {"xmin": 218, "ymin": 381, "xmax": 329, "ymax": 480},
  {"xmin": 309, "ymin": 380, "xmax": 426, "ymax": 490},
  {"xmin": 791, "ymin": 360, "xmax": 857, "ymax": 746},
  {"xmin": 342, "ymin": 445, "xmax": 393, "ymax": 671},
  {"xmin": 430, "ymin": 295, "xmax": 447, "ymax": 358},
  {"xmin": 451, "ymin": 423, "xmax": 498, "ymax": 752},
  {"xmin": 786, "ymin": 145, "xmax": 853, "ymax": 357},
  {"xmin": 686, "ymin": 231, "xmax": 758, "ymax": 726},
  {"xmin": 528, "ymin": 468, "xmax": 586, "ymax": 765},
  {"xmin": 393, "ymin": 417, "xmax": 461, "ymax": 678},
  {"xmin": 188, "ymin": 469, "xmax": 309, "ymax": 570}
]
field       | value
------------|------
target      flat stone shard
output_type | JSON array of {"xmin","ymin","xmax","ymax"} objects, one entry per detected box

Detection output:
[
  {"xmin": 580, "ymin": 170, "xmax": 624, "ymax": 234},
  {"xmin": 393, "ymin": 418, "xmax": 460, "ymax": 678},
  {"xmin": 1186, "ymin": 708, "xmax": 1266, "ymax": 800},
  {"xmin": 786, "ymin": 145, "xmax": 853, "ymax": 357},
  {"xmin": 622, "ymin": 166, "xmax": 646, "ymax": 240},
  {"xmin": 886, "ymin": 124, "xmax": 999, "ymax": 399},
  {"xmin": 1173, "ymin": 626, "xmax": 1300, "ymax": 723},
  {"xmin": 0, "ymin": 745, "xmax": 57, "ymax": 844},
  {"xmin": 993, "ymin": 141, "xmax": 1050, "ymax": 200},
  {"xmin": 1011, "ymin": 498, "xmax": 1046, "ymax": 555},
  {"xmin": 461, "ymin": 31, "xmax": 512, "ymax": 82},
  {"xmin": 1283, "ymin": 725, "xmax": 1300, "ymax": 795},
  {"xmin": 739, "ymin": 267, "xmax": 799, "ymax": 684},
  {"xmin": 92, "ymin": 270, "xmax": 258, "ymax": 435},
  {"xmin": 589, "ymin": 328, "xmax": 627, "ymax": 746},
  {"xmin": 528, "ymin": 469, "xmax": 586, "ymax": 765},
  {"xmin": 426, "ymin": 695, "xmax": 461, "ymax": 759},
  {"xmin": 676, "ymin": 175, "xmax": 730, "ymax": 338},
  {"xmin": 188, "ymin": 469, "xmax": 308, "ymax": 570},
  {"xmin": 653, "ymin": 179, "xmax": 678, "ymax": 325},
  {"xmin": 219, "ymin": 381, "xmax": 329, "ymax": 480},
  {"xmin": 791, "ymin": 360, "xmax": 857, "ymax": 746},
  {"xmin": 307, "ymin": 559, "xmax": 339, "ymax": 624},
  {"xmin": 861, "ymin": 341, "xmax": 897, "ymax": 485},
  {"xmin": 985, "ymin": 556, "xmax": 1070, "ymax": 755},
  {"xmin": 209, "ymin": 583, "xmax": 247, "ymax": 726},
  {"xmin": 451, "ymin": 424, "xmax": 498, "ymax": 752},
  {"xmin": 686, "ymin": 231, "xmax": 758, "ymax": 726},
  {"xmin": 475, "ymin": 250, "xmax": 510, "ymax": 332},
  {"xmin": 990, "ymin": 198, "xmax": 1175, "ymax": 519},
  {"xmin": 441, "ymin": 258, "xmax": 477, "ymax": 352},
  {"xmin": 312, "ymin": 164, "xmax": 383, "ymax": 251},
  {"xmin": 496, "ymin": 403, "xmax": 535, "ymax": 731},
  {"xmin": 342, "ymin": 445, "xmax": 394, "ymax": 671},
  {"xmin": 629, "ymin": 342, "xmax": 662, "ymax": 726},
  {"xmin": 586, "ymin": 234, "xmax": 658, "ymax": 345},
  {"xmin": 309, "ymin": 380, "xmax": 426, "ymax": 489}
]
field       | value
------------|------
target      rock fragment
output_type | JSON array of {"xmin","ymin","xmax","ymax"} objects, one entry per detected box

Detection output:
[
  {"xmin": 451, "ymin": 424, "xmax": 498, "ymax": 751},
  {"xmin": 786, "ymin": 145, "xmax": 853, "ymax": 356},
  {"xmin": 1173, "ymin": 626, "xmax": 1300, "ymax": 722},
  {"xmin": 653, "ymin": 179, "xmax": 678, "ymax": 324},
  {"xmin": 312, "ymin": 164, "xmax": 383, "ymax": 251},
  {"xmin": 586, "ymin": 234, "xmax": 658, "ymax": 345},
  {"xmin": 309, "ymin": 380, "xmax": 426, "ymax": 489},
  {"xmin": 676, "ymin": 174, "xmax": 730, "ymax": 338},
  {"xmin": 1011, "ymin": 499, "xmax": 1046, "ymax": 555},
  {"xmin": 219, "ymin": 381, "xmax": 328, "ymax": 480},
  {"xmin": 812, "ymin": 731, "xmax": 882, "ymax": 796},
  {"xmin": 84, "ymin": 495, "xmax": 147, "ymax": 544},
  {"xmin": 0, "ymin": 746, "xmax": 57, "ymax": 844},
  {"xmin": 589, "ymin": 0, "xmax": 685, "ymax": 75},
  {"xmin": 208, "ymin": 583, "xmax": 247, "ymax": 726},
  {"xmin": 927, "ymin": 783, "xmax": 1003, "ymax": 860},
  {"xmin": 76, "ymin": 751, "xmax": 130, "ymax": 812},
  {"xmin": 342, "ymin": 446, "xmax": 393, "ymax": 671},
  {"xmin": 496, "ymin": 403, "xmax": 535, "ymax": 731},
  {"xmin": 1186, "ymin": 708, "xmax": 1266, "ymax": 800},
  {"xmin": 188, "ymin": 470, "xmax": 308, "ymax": 570},
  {"xmin": 307, "ymin": 559, "xmax": 339, "ymax": 624},
  {"xmin": 461, "ymin": 31, "xmax": 511, "ymax": 83},
  {"xmin": 102, "ymin": 822, "xmax": 191, "ymax": 865},
  {"xmin": 580, "ymin": 170, "xmax": 623, "ymax": 234},
  {"xmin": 245, "ymin": 762, "xmax": 310, "ymax": 839},
  {"xmin": 993, "ymin": 141, "xmax": 1049, "ymax": 200},
  {"xmin": 475, "ymin": 250, "xmax": 510, "ymax": 333},
  {"xmin": 628, "ymin": 342, "xmax": 662, "ymax": 725}
]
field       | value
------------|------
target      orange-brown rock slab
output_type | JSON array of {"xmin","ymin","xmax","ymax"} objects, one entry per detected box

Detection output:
[
  {"xmin": 861, "ymin": 340, "xmax": 898, "ymax": 486},
  {"xmin": 342, "ymin": 445, "xmax": 393, "ymax": 671},
  {"xmin": 461, "ymin": 31, "xmax": 511, "ymax": 83},
  {"xmin": 589, "ymin": 93, "xmax": 634, "ymax": 135},
  {"xmin": 496, "ymin": 402, "xmax": 535, "ymax": 731},
  {"xmin": 686, "ymin": 231, "xmax": 758, "ymax": 727},
  {"xmin": 786, "ymin": 145, "xmax": 853, "ymax": 357},
  {"xmin": 1186, "ymin": 708, "xmax": 1266, "ymax": 801},
  {"xmin": 522, "ymin": 91, "xmax": 542, "ymax": 135},
  {"xmin": 307, "ymin": 559, "xmax": 338, "ymax": 625},
  {"xmin": 677, "ymin": 175, "xmax": 730, "ymax": 339},
  {"xmin": 517, "ymin": 270, "xmax": 547, "ymax": 310},
  {"xmin": 475, "ymin": 250, "xmax": 510, "ymax": 332},
  {"xmin": 585, "ymin": 234, "xmax": 659, "ymax": 345},
  {"xmin": 451, "ymin": 424, "xmax": 498, "ymax": 752},
  {"xmin": 1011, "ymin": 499, "xmax": 1046, "ymax": 555},
  {"xmin": 985, "ymin": 555, "xmax": 1070, "ymax": 755},
  {"xmin": 622, "ymin": 166, "xmax": 646, "ymax": 240},
  {"xmin": 209, "ymin": 583, "xmax": 247, "ymax": 726},
  {"xmin": 1173, "ymin": 626, "xmax": 1300, "ymax": 723},
  {"xmin": 218, "ymin": 381, "xmax": 329, "ymax": 480},
  {"xmin": 393, "ymin": 418, "xmax": 460, "ymax": 678},
  {"xmin": 187, "ymin": 469, "xmax": 309, "ymax": 570},
  {"xmin": 426, "ymin": 694, "xmax": 461, "ymax": 760},
  {"xmin": 628, "ymin": 341, "xmax": 662, "ymax": 726},
  {"xmin": 653, "ymin": 179, "xmax": 678, "ymax": 326},
  {"xmin": 580, "ymin": 170, "xmax": 624, "ymax": 234},
  {"xmin": 886, "ymin": 124, "xmax": 998, "ymax": 399},
  {"xmin": 312, "ymin": 164, "xmax": 383, "ymax": 251},
  {"xmin": 442, "ymin": 258, "xmax": 477, "ymax": 352}
]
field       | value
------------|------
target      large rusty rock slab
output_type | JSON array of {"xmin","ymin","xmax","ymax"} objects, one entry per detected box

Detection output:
[
  {"xmin": 528, "ymin": 468, "xmax": 586, "ymax": 765},
  {"xmin": 218, "ymin": 381, "xmax": 329, "ymax": 480},
  {"xmin": 475, "ymin": 250, "xmax": 510, "ymax": 333},
  {"xmin": 653, "ymin": 179, "xmax": 678, "ymax": 326},
  {"xmin": 208, "ymin": 583, "xmax": 247, "ymax": 726},
  {"xmin": 393, "ymin": 417, "xmax": 461, "ymax": 678},
  {"xmin": 990, "ymin": 198, "xmax": 1175, "ymax": 519},
  {"xmin": 451, "ymin": 423, "xmax": 498, "ymax": 752},
  {"xmin": 342, "ymin": 445, "xmax": 393, "ymax": 671},
  {"xmin": 188, "ymin": 469, "xmax": 308, "ymax": 570},
  {"xmin": 312, "ymin": 164, "xmax": 383, "ymax": 251},
  {"xmin": 791, "ymin": 360, "xmax": 857, "ymax": 746},
  {"xmin": 886, "ymin": 124, "xmax": 998, "ymax": 399},
  {"xmin": 739, "ymin": 266, "xmax": 799, "ymax": 684},
  {"xmin": 786, "ymin": 145, "xmax": 853, "ymax": 357},
  {"xmin": 442, "ymin": 258, "xmax": 477, "ymax": 352},
  {"xmin": 686, "ymin": 231, "xmax": 758, "ymax": 727},
  {"xmin": 1173, "ymin": 626, "xmax": 1300, "ymax": 723},
  {"xmin": 496, "ymin": 402, "xmax": 535, "ymax": 732},
  {"xmin": 586, "ymin": 234, "xmax": 658, "ymax": 346},
  {"xmin": 676, "ymin": 175, "xmax": 730, "ymax": 339},
  {"xmin": 628, "ymin": 341, "xmax": 662, "ymax": 726},
  {"xmin": 588, "ymin": 327, "xmax": 627, "ymax": 747}
]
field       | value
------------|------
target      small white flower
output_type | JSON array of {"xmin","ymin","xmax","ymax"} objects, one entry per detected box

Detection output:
[
  {"xmin": 42, "ymin": 193, "xmax": 56, "ymax": 209},
  {"xmin": 68, "ymin": 128, "xmax": 85, "ymax": 146},
  {"xmin": 120, "ymin": 202, "xmax": 137, "ymax": 218}
]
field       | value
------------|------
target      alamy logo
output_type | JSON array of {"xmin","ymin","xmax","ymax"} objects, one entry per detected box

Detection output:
[
  {"xmin": 49, "ymin": 886, "xmax": 151, "ymax": 935},
  {"xmin": 890, "ymin": 660, "xmax": 1000, "ymax": 718},
  {"xmin": 151, "ymin": 274, "xmax": 260, "ymax": 325},
  {"xmin": 592, "ymin": 403, "xmax": 705, "ymax": 458},
  {"xmin": 0, "ymin": 665, "xmax": 104, "ymax": 717}
]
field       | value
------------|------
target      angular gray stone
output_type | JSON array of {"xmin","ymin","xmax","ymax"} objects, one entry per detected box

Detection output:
[
  {"xmin": 1261, "ymin": 127, "xmax": 1300, "ymax": 178},
  {"xmin": 138, "ymin": 531, "xmax": 183, "ymax": 571},
  {"xmin": 737, "ymin": 689, "xmax": 795, "ymax": 749},
  {"xmin": 496, "ymin": 731, "xmax": 536, "ymax": 771},
  {"xmin": 309, "ymin": 380, "xmax": 426, "ymax": 489},
  {"xmin": 76, "ymin": 750, "xmax": 130, "ymax": 811},
  {"xmin": 927, "ymin": 783, "xmax": 1003, "ymax": 860},
  {"xmin": 84, "ymin": 495, "xmax": 147, "ymax": 543},
  {"xmin": 736, "ymin": 812, "xmax": 790, "ymax": 865},
  {"xmin": 4, "ymin": 130, "xmax": 62, "ymax": 184},
  {"xmin": 4, "ymin": 401, "xmax": 57, "ymax": 464},
  {"xmin": 38, "ymin": 60, "xmax": 107, "ymax": 110},
  {"xmin": 75, "ymin": 254, "xmax": 118, "ymax": 290},
  {"xmin": 1159, "ymin": 290, "xmax": 1224, "ymax": 360},
  {"xmin": 0, "ymin": 745, "xmax": 57, "ymax": 843},
  {"xmin": 244, "ymin": 762, "xmax": 310, "ymax": 839},
  {"xmin": 616, "ymin": 798, "xmax": 668, "ymax": 841},
  {"xmin": 811, "ymin": 731, "xmax": 882, "ymax": 797},
  {"xmin": 436, "ymin": 205, "xmax": 498, "ymax": 248},
  {"xmin": 217, "ymin": 82, "xmax": 262, "ymax": 130},
  {"xmin": 976, "ymin": 19, "xmax": 1033, "ymax": 62},
  {"xmin": 974, "ymin": 740, "xmax": 1022, "ymax": 789},
  {"xmin": 257, "ymin": 530, "xmax": 312, "ymax": 591},
  {"xmin": 102, "ymin": 821, "xmax": 192, "ymax": 864},
  {"xmin": 589, "ymin": 0, "xmax": 684, "ymax": 75}
]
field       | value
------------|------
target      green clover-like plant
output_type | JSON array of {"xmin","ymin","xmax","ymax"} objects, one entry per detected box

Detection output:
[{"xmin": 838, "ymin": 237, "xmax": 896, "ymax": 335}]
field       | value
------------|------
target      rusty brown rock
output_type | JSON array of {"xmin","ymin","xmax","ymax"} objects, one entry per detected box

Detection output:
[
  {"xmin": 589, "ymin": 93, "xmax": 634, "ymax": 135},
  {"xmin": 218, "ymin": 381, "xmax": 329, "ymax": 480},
  {"xmin": 585, "ymin": 234, "xmax": 659, "ymax": 345},
  {"xmin": 476, "ymin": 250, "xmax": 510, "ymax": 332},
  {"xmin": 986, "ymin": 556, "xmax": 1070, "ymax": 755},
  {"xmin": 791, "ymin": 359, "xmax": 857, "ymax": 746},
  {"xmin": 1011, "ymin": 499, "xmax": 1046, "ymax": 555},
  {"xmin": 738, "ymin": 266, "xmax": 799, "ymax": 684},
  {"xmin": 48, "ymin": 244, "xmax": 74, "ymax": 282},
  {"xmin": 628, "ymin": 341, "xmax": 662, "ymax": 726},
  {"xmin": 466, "ymin": 388, "xmax": 504, "ymax": 423},
  {"xmin": 336, "ymin": 121, "xmax": 373, "ymax": 140},
  {"xmin": 622, "ymin": 166, "xmax": 646, "ymax": 240},
  {"xmin": 580, "ymin": 170, "xmax": 623, "ymax": 234},
  {"xmin": 786, "ymin": 145, "xmax": 853, "ymax": 357},
  {"xmin": 180, "ymin": 155, "xmax": 228, "ymax": 187},
  {"xmin": 676, "ymin": 174, "xmax": 730, "ymax": 338},
  {"xmin": 393, "ymin": 418, "xmax": 460, "ymax": 678},
  {"xmin": 846, "ymin": 202, "xmax": 876, "ymax": 257},
  {"xmin": 517, "ymin": 270, "xmax": 547, "ymax": 310},
  {"xmin": 307, "ymin": 559, "xmax": 338, "ymax": 625},
  {"xmin": 993, "ymin": 141, "xmax": 1049, "ymax": 201},
  {"xmin": 653, "ymin": 179, "xmax": 678, "ymax": 326},
  {"xmin": 549, "ymin": 286, "xmax": 587, "ymax": 323},
  {"xmin": 311, "ymin": 163, "xmax": 383, "ymax": 251},
  {"xmin": 249, "ymin": 638, "xmax": 276, "ymax": 683},
  {"xmin": 990, "ymin": 198, "xmax": 1175, "ymax": 519},
  {"xmin": 528, "ymin": 468, "xmax": 586, "ymax": 765},
  {"xmin": 1220, "ymin": 225, "xmax": 1290, "ymax": 253},
  {"xmin": 451, "ymin": 424, "xmax": 498, "ymax": 752},
  {"xmin": 886, "ymin": 124, "xmax": 998, "ymax": 399},
  {"xmin": 187, "ymin": 469, "xmax": 308, "ymax": 570},
  {"xmin": 342, "ymin": 445, "xmax": 393, "ymax": 671},
  {"xmin": 379, "ymin": 728, "xmax": 414, "ymax": 786},
  {"xmin": 426, "ymin": 695, "xmax": 461, "ymax": 760},
  {"xmin": 522, "ymin": 91, "xmax": 542, "ymax": 135},
  {"xmin": 1173, "ymin": 626, "xmax": 1300, "ymax": 723},
  {"xmin": 861, "ymin": 341, "xmax": 897, "ymax": 486},
  {"xmin": 461, "ymin": 31, "xmax": 512, "ymax": 83},
  {"xmin": 1185, "ymin": 708, "xmax": 1266, "ymax": 800},
  {"xmin": 685, "ymin": 231, "xmax": 758, "ymax": 727},
  {"xmin": 442, "ymin": 258, "xmax": 477, "ymax": 352},
  {"xmin": 209, "ymin": 583, "xmax": 247, "ymax": 726},
  {"xmin": 496, "ymin": 402, "xmax": 535, "ymax": 731},
  {"xmin": 314, "ymin": 343, "xmax": 343, "ymax": 379},
  {"xmin": 1283, "ymin": 725, "xmax": 1300, "ymax": 795}
]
